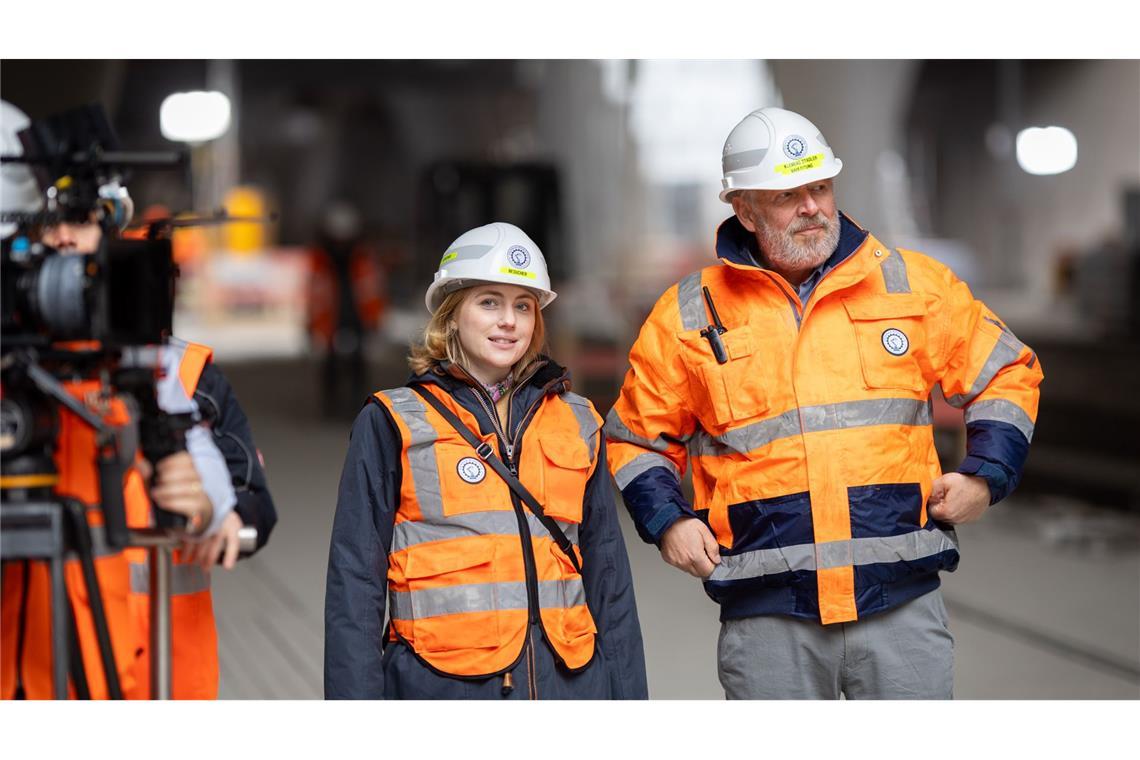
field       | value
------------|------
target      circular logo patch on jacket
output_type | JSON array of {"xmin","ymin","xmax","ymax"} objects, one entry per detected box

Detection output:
[
  {"xmin": 507, "ymin": 245, "xmax": 530, "ymax": 269},
  {"xmin": 457, "ymin": 457, "xmax": 486, "ymax": 484},
  {"xmin": 881, "ymin": 328, "xmax": 910, "ymax": 356}
]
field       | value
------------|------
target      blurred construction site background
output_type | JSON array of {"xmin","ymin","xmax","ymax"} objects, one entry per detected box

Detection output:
[{"xmin": 2, "ymin": 59, "xmax": 1137, "ymax": 699}]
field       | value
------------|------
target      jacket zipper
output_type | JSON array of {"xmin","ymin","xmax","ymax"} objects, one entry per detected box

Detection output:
[{"xmin": 446, "ymin": 362, "xmax": 556, "ymax": 675}]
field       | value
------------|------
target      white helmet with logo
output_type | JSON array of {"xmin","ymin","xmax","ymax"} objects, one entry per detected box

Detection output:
[
  {"xmin": 719, "ymin": 106, "xmax": 843, "ymax": 202},
  {"xmin": 1, "ymin": 100, "xmax": 44, "ymax": 238},
  {"xmin": 425, "ymin": 222, "xmax": 556, "ymax": 313}
]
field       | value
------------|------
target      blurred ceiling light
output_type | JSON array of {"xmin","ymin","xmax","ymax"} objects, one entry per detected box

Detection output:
[
  {"xmin": 160, "ymin": 91, "xmax": 232, "ymax": 143},
  {"xmin": 1015, "ymin": 125, "xmax": 1078, "ymax": 176}
]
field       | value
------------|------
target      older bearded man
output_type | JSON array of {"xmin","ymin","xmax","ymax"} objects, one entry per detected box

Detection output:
[{"xmin": 605, "ymin": 106, "xmax": 1043, "ymax": 699}]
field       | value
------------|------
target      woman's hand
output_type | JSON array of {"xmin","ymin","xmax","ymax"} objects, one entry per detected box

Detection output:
[
  {"xmin": 147, "ymin": 451, "xmax": 214, "ymax": 535},
  {"xmin": 181, "ymin": 511, "xmax": 244, "ymax": 570}
]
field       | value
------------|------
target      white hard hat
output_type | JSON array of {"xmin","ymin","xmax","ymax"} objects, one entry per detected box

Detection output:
[
  {"xmin": 1, "ymin": 100, "xmax": 43, "ymax": 238},
  {"xmin": 425, "ymin": 222, "xmax": 556, "ymax": 313},
  {"xmin": 719, "ymin": 106, "xmax": 843, "ymax": 202}
]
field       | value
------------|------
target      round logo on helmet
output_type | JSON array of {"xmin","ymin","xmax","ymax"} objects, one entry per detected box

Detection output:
[
  {"xmin": 456, "ymin": 457, "xmax": 486, "ymax": 484},
  {"xmin": 881, "ymin": 328, "xmax": 910, "ymax": 356},
  {"xmin": 783, "ymin": 135, "xmax": 807, "ymax": 160},
  {"xmin": 507, "ymin": 245, "xmax": 530, "ymax": 269}
]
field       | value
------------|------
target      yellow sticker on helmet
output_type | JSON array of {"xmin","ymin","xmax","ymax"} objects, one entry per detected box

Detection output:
[
  {"xmin": 500, "ymin": 266, "xmax": 536, "ymax": 279},
  {"xmin": 774, "ymin": 153, "xmax": 824, "ymax": 175},
  {"xmin": 440, "ymin": 251, "xmax": 458, "ymax": 265}
]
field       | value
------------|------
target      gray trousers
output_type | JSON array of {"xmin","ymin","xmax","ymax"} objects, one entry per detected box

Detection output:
[{"xmin": 717, "ymin": 588, "xmax": 954, "ymax": 699}]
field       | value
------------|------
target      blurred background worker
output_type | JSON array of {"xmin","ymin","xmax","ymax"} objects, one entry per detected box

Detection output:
[
  {"xmin": 324, "ymin": 223, "xmax": 647, "ymax": 699},
  {"xmin": 0, "ymin": 99, "xmax": 277, "ymax": 699},
  {"xmin": 306, "ymin": 201, "xmax": 386, "ymax": 419},
  {"xmin": 605, "ymin": 106, "xmax": 1044, "ymax": 699}
]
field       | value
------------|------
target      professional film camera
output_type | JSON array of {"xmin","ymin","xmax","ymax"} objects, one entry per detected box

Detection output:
[{"xmin": 0, "ymin": 104, "xmax": 196, "ymax": 699}]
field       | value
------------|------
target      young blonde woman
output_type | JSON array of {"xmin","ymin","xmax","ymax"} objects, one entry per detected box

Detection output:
[{"xmin": 324, "ymin": 222, "xmax": 647, "ymax": 699}]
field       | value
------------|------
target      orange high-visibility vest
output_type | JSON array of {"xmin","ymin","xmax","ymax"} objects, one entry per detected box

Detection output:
[
  {"xmin": 123, "ymin": 340, "xmax": 218, "ymax": 699},
  {"xmin": 1, "ymin": 380, "xmax": 143, "ymax": 700},
  {"xmin": 607, "ymin": 222, "xmax": 1043, "ymax": 625},
  {"xmin": 375, "ymin": 382, "xmax": 600, "ymax": 677}
]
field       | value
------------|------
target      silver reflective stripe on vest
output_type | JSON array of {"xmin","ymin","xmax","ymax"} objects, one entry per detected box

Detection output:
[
  {"xmin": 605, "ymin": 408, "xmax": 680, "ymax": 454},
  {"xmin": 559, "ymin": 392, "xmax": 599, "ymax": 464},
  {"xmin": 614, "ymin": 451, "xmax": 681, "ymax": 490},
  {"xmin": 383, "ymin": 388, "xmax": 443, "ymax": 520},
  {"xmin": 964, "ymin": 398, "xmax": 1035, "ymax": 443},
  {"xmin": 538, "ymin": 578, "xmax": 587, "ymax": 610},
  {"xmin": 677, "ymin": 272, "xmax": 706, "ymax": 332},
  {"xmin": 881, "ymin": 250, "xmax": 911, "ymax": 294},
  {"xmin": 390, "ymin": 581, "xmax": 529, "ymax": 621},
  {"xmin": 391, "ymin": 508, "xmax": 580, "ymax": 553},
  {"xmin": 945, "ymin": 331, "xmax": 1026, "ymax": 408},
  {"xmin": 707, "ymin": 526, "xmax": 958, "ymax": 582},
  {"xmin": 129, "ymin": 561, "xmax": 211, "ymax": 595},
  {"xmin": 390, "ymin": 578, "xmax": 585, "ymax": 621},
  {"xmin": 691, "ymin": 398, "xmax": 932, "ymax": 457}
]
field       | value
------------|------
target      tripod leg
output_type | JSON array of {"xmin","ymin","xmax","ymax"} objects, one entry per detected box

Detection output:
[
  {"xmin": 48, "ymin": 511, "xmax": 69, "ymax": 699},
  {"xmin": 63, "ymin": 501, "xmax": 123, "ymax": 699},
  {"xmin": 65, "ymin": 594, "xmax": 91, "ymax": 699}
]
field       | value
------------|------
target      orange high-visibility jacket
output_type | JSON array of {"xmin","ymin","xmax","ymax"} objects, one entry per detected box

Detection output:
[
  {"xmin": 1, "ymin": 381, "xmax": 143, "ymax": 699},
  {"xmin": 374, "ymin": 379, "xmax": 600, "ymax": 677},
  {"xmin": 606, "ymin": 213, "xmax": 1043, "ymax": 625},
  {"xmin": 124, "ymin": 340, "xmax": 219, "ymax": 699}
]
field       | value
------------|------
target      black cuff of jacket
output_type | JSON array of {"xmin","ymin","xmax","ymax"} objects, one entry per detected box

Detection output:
[
  {"xmin": 619, "ymin": 467, "xmax": 698, "ymax": 546},
  {"xmin": 956, "ymin": 455, "xmax": 1014, "ymax": 505}
]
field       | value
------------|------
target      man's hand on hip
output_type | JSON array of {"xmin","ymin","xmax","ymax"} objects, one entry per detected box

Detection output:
[
  {"xmin": 660, "ymin": 517, "xmax": 721, "ymax": 578},
  {"xmin": 927, "ymin": 472, "xmax": 991, "ymax": 524}
]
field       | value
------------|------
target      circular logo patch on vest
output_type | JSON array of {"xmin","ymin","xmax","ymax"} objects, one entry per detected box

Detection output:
[
  {"xmin": 456, "ymin": 457, "xmax": 486, "ymax": 484},
  {"xmin": 783, "ymin": 134, "xmax": 808, "ymax": 159},
  {"xmin": 881, "ymin": 328, "xmax": 910, "ymax": 356},
  {"xmin": 507, "ymin": 245, "xmax": 530, "ymax": 269}
]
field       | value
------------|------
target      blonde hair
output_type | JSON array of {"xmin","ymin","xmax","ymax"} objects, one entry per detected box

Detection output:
[{"xmin": 409, "ymin": 286, "xmax": 546, "ymax": 377}]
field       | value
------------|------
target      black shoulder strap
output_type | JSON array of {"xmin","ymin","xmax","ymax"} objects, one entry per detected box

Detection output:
[{"xmin": 409, "ymin": 384, "xmax": 582, "ymax": 574}]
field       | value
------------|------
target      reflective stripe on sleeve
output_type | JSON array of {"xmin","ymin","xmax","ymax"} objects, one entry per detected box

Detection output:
[
  {"xmin": 945, "ymin": 332, "xmax": 1026, "ymax": 408},
  {"xmin": 964, "ymin": 398, "xmax": 1035, "ymax": 443},
  {"xmin": 604, "ymin": 408, "xmax": 679, "ymax": 453},
  {"xmin": 613, "ymin": 451, "xmax": 681, "ymax": 490}
]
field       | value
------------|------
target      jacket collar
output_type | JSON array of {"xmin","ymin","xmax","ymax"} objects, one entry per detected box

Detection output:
[
  {"xmin": 407, "ymin": 356, "xmax": 571, "ymax": 436},
  {"xmin": 714, "ymin": 210, "xmax": 869, "ymax": 271}
]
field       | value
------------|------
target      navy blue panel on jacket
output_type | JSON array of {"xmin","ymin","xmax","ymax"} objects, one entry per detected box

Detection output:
[
  {"xmin": 957, "ymin": 419, "xmax": 1031, "ymax": 504},
  {"xmin": 194, "ymin": 363, "xmax": 278, "ymax": 553},
  {"xmin": 702, "ymin": 493, "xmax": 821, "ymax": 621},
  {"xmin": 323, "ymin": 360, "xmax": 648, "ymax": 699}
]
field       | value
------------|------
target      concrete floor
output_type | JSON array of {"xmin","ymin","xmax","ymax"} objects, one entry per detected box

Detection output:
[{"xmin": 210, "ymin": 358, "xmax": 1140, "ymax": 699}]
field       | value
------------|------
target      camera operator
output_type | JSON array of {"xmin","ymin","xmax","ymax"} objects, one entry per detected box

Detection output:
[{"xmin": 0, "ymin": 100, "xmax": 276, "ymax": 700}]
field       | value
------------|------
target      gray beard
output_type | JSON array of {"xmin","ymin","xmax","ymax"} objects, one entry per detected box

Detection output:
[{"xmin": 756, "ymin": 212, "xmax": 841, "ymax": 273}]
